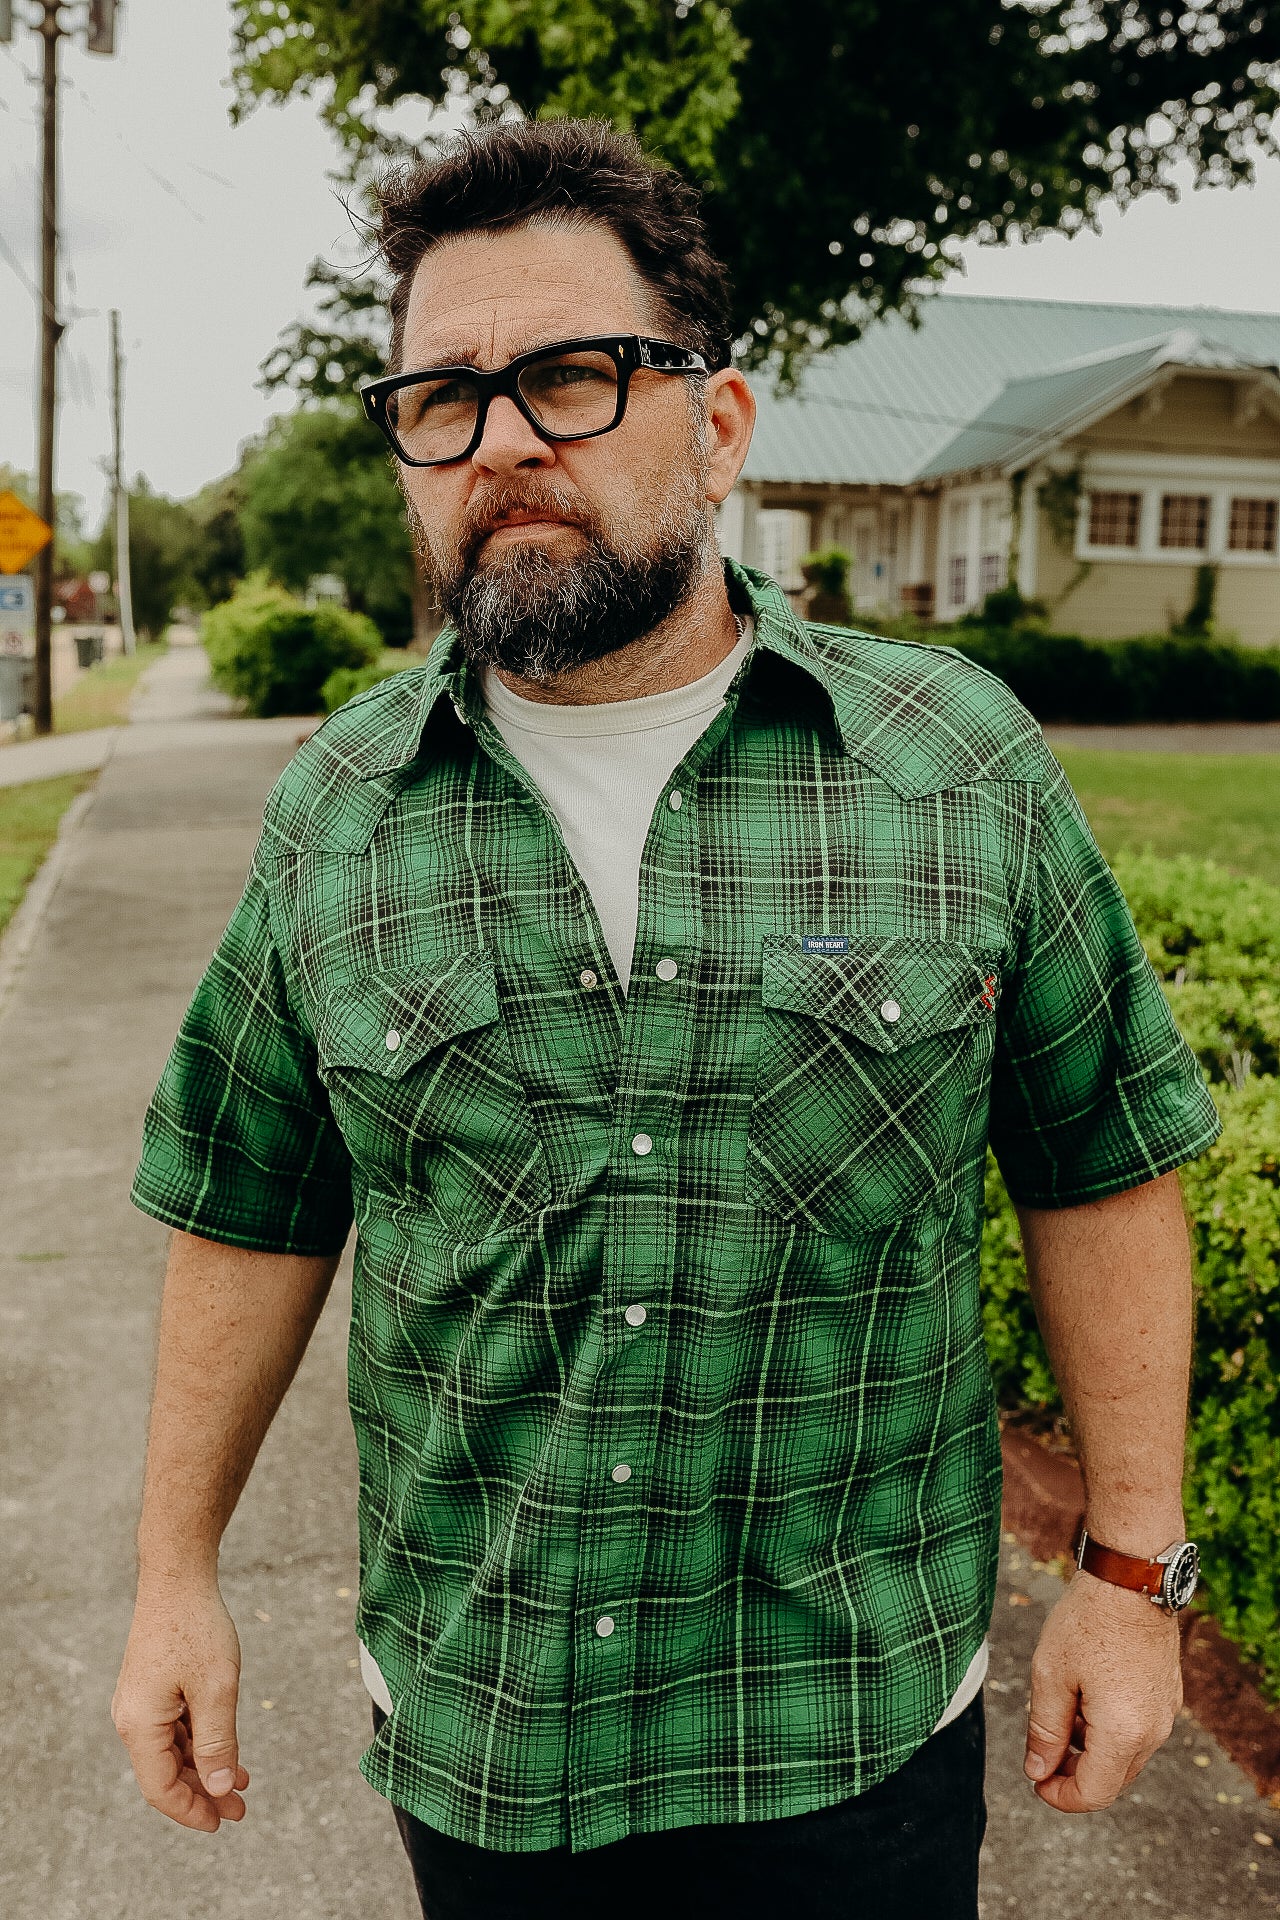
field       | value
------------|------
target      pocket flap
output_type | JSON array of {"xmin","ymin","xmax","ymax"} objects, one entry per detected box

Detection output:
[
  {"xmin": 318, "ymin": 952, "xmax": 501, "ymax": 1079},
  {"xmin": 761, "ymin": 935, "xmax": 1002, "ymax": 1053}
]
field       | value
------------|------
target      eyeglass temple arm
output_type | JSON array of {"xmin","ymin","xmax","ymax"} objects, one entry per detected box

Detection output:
[{"xmin": 636, "ymin": 339, "xmax": 708, "ymax": 373}]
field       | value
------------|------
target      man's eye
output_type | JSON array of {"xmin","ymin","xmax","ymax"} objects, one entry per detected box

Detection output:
[
  {"xmin": 532, "ymin": 363, "xmax": 608, "ymax": 391},
  {"xmin": 420, "ymin": 380, "xmax": 470, "ymax": 410}
]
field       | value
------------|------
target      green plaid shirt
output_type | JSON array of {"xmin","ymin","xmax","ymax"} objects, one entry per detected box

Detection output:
[{"xmin": 133, "ymin": 561, "xmax": 1219, "ymax": 1853}]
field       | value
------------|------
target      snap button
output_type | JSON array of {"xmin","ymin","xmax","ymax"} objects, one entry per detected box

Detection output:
[
  {"xmin": 610, "ymin": 1464, "xmax": 632, "ymax": 1484},
  {"xmin": 595, "ymin": 1615, "xmax": 616, "ymax": 1638},
  {"xmin": 580, "ymin": 968, "xmax": 598, "ymax": 990},
  {"xmin": 655, "ymin": 958, "xmax": 678, "ymax": 982},
  {"xmin": 879, "ymin": 999, "xmax": 901, "ymax": 1025},
  {"xmin": 631, "ymin": 1132, "xmax": 653, "ymax": 1157},
  {"xmin": 385, "ymin": 1029, "xmax": 401, "ymax": 1051},
  {"xmin": 624, "ymin": 1304, "xmax": 647, "ymax": 1327},
  {"xmin": 668, "ymin": 789, "xmax": 683, "ymax": 811}
]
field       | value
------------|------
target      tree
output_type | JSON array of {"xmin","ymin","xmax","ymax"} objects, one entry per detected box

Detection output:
[
  {"xmin": 188, "ymin": 469, "xmax": 249, "ymax": 610},
  {"xmin": 239, "ymin": 401, "xmax": 418, "ymax": 644},
  {"xmin": 230, "ymin": 0, "xmax": 1280, "ymax": 371},
  {"xmin": 89, "ymin": 480, "xmax": 203, "ymax": 641}
]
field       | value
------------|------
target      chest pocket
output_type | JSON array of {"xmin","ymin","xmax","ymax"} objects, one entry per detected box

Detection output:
[
  {"xmin": 746, "ymin": 935, "xmax": 1001, "ymax": 1239},
  {"xmin": 316, "ymin": 951, "xmax": 552, "ymax": 1239}
]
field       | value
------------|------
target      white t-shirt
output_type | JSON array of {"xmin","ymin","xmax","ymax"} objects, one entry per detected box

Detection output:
[{"xmin": 359, "ymin": 618, "xmax": 988, "ymax": 1735}]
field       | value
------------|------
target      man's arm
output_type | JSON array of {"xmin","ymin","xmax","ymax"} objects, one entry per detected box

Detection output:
[
  {"xmin": 112, "ymin": 1230, "xmax": 340, "ymax": 1832},
  {"xmin": 1015, "ymin": 1168, "xmax": 1193, "ymax": 1814}
]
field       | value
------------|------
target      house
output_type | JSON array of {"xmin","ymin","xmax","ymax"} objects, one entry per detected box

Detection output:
[{"xmin": 719, "ymin": 295, "xmax": 1280, "ymax": 647}]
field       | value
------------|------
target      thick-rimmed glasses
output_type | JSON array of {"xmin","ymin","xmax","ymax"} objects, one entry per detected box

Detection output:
[{"xmin": 359, "ymin": 334, "xmax": 708, "ymax": 467}]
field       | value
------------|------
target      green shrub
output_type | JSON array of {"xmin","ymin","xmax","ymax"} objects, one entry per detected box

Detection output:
[
  {"xmin": 203, "ymin": 572, "xmax": 380, "ymax": 716},
  {"xmin": 937, "ymin": 625, "xmax": 1280, "ymax": 724},
  {"xmin": 320, "ymin": 657, "xmax": 418, "ymax": 713},
  {"xmin": 980, "ymin": 852, "xmax": 1280, "ymax": 1696}
]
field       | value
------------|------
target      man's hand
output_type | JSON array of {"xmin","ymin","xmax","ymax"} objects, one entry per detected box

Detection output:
[
  {"xmin": 112, "ymin": 1579, "xmax": 250, "ymax": 1832},
  {"xmin": 1023, "ymin": 1568, "xmax": 1182, "ymax": 1813}
]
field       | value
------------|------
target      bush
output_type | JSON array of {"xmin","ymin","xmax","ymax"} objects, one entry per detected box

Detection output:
[
  {"xmin": 320, "ymin": 657, "xmax": 418, "ymax": 713},
  {"xmin": 203, "ymin": 574, "xmax": 380, "ymax": 716},
  {"xmin": 980, "ymin": 852, "xmax": 1280, "ymax": 1696},
  {"xmin": 935, "ymin": 625, "xmax": 1280, "ymax": 724}
]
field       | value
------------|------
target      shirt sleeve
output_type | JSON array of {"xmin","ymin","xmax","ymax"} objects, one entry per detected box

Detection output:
[
  {"xmin": 987, "ymin": 748, "xmax": 1221, "ymax": 1208},
  {"xmin": 130, "ymin": 860, "xmax": 354, "ymax": 1255}
]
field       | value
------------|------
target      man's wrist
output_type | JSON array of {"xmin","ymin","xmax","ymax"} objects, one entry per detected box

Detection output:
[{"xmin": 1079, "ymin": 1509, "xmax": 1188, "ymax": 1561}]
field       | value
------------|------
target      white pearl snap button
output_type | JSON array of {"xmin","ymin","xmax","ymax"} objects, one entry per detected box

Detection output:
[
  {"xmin": 385, "ymin": 1029, "xmax": 401, "ymax": 1051},
  {"xmin": 610, "ymin": 1464, "xmax": 632, "ymax": 1484},
  {"xmin": 631, "ymin": 1133, "xmax": 654, "ymax": 1157},
  {"xmin": 580, "ymin": 969, "xmax": 598, "ymax": 989},
  {"xmin": 880, "ymin": 999, "xmax": 901, "ymax": 1025},
  {"xmin": 624, "ymin": 1304, "xmax": 647, "ymax": 1327},
  {"xmin": 595, "ymin": 1616, "xmax": 616, "ymax": 1638},
  {"xmin": 655, "ymin": 958, "xmax": 678, "ymax": 982},
  {"xmin": 668, "ymin": 789, "xmax": 683, "ymax": 810}
]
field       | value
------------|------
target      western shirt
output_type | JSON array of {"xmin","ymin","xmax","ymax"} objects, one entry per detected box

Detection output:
[{"xmin": 132, "ymin": 561, "xmax": 1220, "ymax": 1853}]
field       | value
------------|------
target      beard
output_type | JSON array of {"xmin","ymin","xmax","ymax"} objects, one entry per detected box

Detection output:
[{"xmin": 406, "ymin": 468, "xmax": 711, "ymax": 684}]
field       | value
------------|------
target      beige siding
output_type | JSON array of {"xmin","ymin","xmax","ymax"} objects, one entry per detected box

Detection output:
[
  {"xmin": 1076, "ymin": 374, "xmax": 1280, "ymax": 460},
  {"xmin": 1036, "ymin": 522, "xmax": 1280, "ymax": 647}
]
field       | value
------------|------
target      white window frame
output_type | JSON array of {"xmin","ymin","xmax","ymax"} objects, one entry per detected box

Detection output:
[
  {"xmin": 1077, "ymin": 453, "xmax": 1280, "ymax": 569},
  {"xmin": 936, "ymin": 483, "xmax": 1010, "ymax": 619}
]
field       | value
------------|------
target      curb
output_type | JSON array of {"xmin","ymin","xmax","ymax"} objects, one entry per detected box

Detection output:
[
  {"xmin": 0, "ymin": 778, "xmax": 100, "ymax": 1035},
  {"xmin": 1000, "ymin": 1419, "xmax": 1280, "ymax": 1804}
]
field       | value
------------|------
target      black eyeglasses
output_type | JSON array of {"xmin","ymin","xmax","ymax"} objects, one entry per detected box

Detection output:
[{"xmin": 359, "ymin": 334, "xmax": 707, "ymax": 467}]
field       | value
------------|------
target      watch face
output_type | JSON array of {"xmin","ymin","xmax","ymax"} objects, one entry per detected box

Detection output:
[{"xmin": 1164, "ymin": 1543, "xmax": 1200, "ymax": 1611}]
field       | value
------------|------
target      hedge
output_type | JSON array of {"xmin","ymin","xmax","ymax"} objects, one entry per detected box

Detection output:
[
  {"xmin": 980, "ymin": 852, "xmax": 1280, "ymax": 1696},
  {"xmin": 203, "ymin": 574, "xmax": 381, "ymax": 717},
  {"xmin": 945, "ymin": 627, "xmax": 1280, "ymax": 725},
  {"xmin": 320, "ymin": 656, "xmax": 417, "ymax": 713}
]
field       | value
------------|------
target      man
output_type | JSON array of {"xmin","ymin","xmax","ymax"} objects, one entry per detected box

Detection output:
[{"xmin": 114, "ymin": 121, "xmax": 1219, "ymax": 1918}]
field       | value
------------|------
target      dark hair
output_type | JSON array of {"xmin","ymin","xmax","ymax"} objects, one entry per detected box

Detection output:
[{"xmin": 375, "ymin": 119, "xmax": 733, "ymax": 374}]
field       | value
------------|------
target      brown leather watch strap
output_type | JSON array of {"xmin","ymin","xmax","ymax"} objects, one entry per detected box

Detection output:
[{"xmin": 1077, "ymin": 1532, "xmax": 1164, "ymax": 1600}]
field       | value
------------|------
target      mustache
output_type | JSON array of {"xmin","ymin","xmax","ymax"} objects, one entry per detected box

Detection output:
[{"xmin": 457, "ymin": 482, "xmax": 599, "ymax": 572}]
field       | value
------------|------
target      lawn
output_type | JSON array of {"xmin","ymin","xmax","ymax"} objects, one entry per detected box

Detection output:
[
  {"xmin": 1055, "ymin": 748, "xmax": 1280, "ymax": 888},
  {"xmin": 53, "ymin": 641, "xmax": 167, "ymax": 735},
  {"xmin": 0, "ymin": 773, "xmax": 95, "ymax": 938}
]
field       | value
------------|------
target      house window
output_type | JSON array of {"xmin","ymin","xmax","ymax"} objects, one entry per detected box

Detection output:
[
  {"xmin": 1087, "ymin": 491, "xmax": 1141, "ymax": 548},
  {"xmin": 755, "ymin": 508, "xmax": 813, "ymax": 590},
  {"xmin": 1159, "ymin": 494, "xmax": 1210, "ymax": 551},
  {"xmin": 978, "ymin": 552, "xmax": 1005, "ymax": 595},
  {"xmin": 948, "ymin": 554, "xmax": 968, "ymax": 606},
  {"xmin": 1228, "ymin": 497, "xmax": 1279, "ymax": 554}
]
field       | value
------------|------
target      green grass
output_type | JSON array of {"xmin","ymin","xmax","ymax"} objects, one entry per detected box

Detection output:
[
  {"xmin": 0, "ymin": 773, "xmax": 95, "ymax": 937},
  {"xmin": 53, "ymin": 641, "xmax": 167, "ymax": 735},
  {"xmin": 1055, "ymin": 749, "xmax": 1280, "ymax": 888}
]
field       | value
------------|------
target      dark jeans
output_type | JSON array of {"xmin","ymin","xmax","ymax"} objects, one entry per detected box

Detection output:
[{"xmin": 374, "ymin": 1694, "xmax": 986, "ymax": 1919}]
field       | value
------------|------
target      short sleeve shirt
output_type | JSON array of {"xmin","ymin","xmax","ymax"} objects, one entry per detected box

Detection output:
[{"xmin": 132, "ymin": 561, "xmax": 1220, "ymax": 1853}]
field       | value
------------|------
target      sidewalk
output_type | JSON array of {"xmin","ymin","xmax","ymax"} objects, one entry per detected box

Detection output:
[{"xmin": 0, "ymin": 647, "xmax": 1275, "ymax": 1918}]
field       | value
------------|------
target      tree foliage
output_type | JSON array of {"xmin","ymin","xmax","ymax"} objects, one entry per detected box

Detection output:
[
  {"xmin": 89, "ymin": 481, "xmax": 204, "ymax": 642},
  {"xmin": 239, "ymin": 401, "xmax": 417, "ymax": 643},
  {"xmin": 231, "ymin": 0, "xmax": 1280, "ymax": 371}
]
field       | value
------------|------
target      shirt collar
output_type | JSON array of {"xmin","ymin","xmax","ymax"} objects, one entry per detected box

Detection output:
[{"xmin": 354, "ymin": 556, "xmax": 853, "ymax": 782}]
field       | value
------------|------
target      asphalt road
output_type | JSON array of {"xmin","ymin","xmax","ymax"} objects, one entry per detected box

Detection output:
[{"xmin": 0, "ymin": 644, "xmax": 1275, "ymax": 1918}]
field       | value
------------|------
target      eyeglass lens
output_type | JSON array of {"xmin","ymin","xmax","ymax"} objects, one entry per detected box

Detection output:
[{"xmin": 389, "ymin": 346, "xmax": 622, "ymax": 461}]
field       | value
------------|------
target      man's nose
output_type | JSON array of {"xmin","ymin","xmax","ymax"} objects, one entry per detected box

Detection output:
[{"xmin": 472, "ymin": 393, "xmax": 556, "ymax": 477}]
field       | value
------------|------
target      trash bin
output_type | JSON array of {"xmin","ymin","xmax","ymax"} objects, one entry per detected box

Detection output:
[
  {"xmin": 0, "ymin": 655, "xmax": 33, "ymax": 723},
  {"xmin": 74, "ymin": 630, "xmax": 105, "ymax": 670}
]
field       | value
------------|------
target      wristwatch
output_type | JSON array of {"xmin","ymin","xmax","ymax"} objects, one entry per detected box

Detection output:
[{"xmin": 1075, "ymin": 1530, "xmax": 1200, "ymax": 1612}]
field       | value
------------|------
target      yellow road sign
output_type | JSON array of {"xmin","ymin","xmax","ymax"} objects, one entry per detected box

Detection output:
[{"xmin": 0, "ymin": 491, "xmax": 53, "ymax": 574}]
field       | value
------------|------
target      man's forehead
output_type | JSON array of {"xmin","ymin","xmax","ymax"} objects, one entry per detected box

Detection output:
[{"xmin": 400, "ymin": 221, "xmax": 650, "ymax": 369}]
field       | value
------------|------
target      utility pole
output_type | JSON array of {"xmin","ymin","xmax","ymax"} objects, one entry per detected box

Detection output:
[
  {"xmin": 32, "ymin": 0, "xmax": 63, "ymax": 735},
  {"xmin": 110, "ymin": 311, "xmax": 136, "ymax": 653},
  {"xmin": 15, "ymin": 0, "xmax": 121, "ymax": 732}
]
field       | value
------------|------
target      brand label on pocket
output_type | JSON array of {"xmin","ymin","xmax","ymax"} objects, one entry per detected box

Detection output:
[{"xmin": 801, "ymin": 934, "xmax": 849, "ymax": 954}]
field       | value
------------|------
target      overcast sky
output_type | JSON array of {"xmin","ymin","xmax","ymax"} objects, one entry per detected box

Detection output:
[{"xmin": 2, "ymin": 0, "xmax": 1280, "ymax": 533}]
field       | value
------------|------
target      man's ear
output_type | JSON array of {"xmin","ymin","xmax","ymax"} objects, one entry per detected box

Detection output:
[{"xmin": 703, "ymin": 368, "xmax": 756, "ymax": 506}]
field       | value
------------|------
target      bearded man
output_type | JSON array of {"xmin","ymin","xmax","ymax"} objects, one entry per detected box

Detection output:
[{"xmin": 114, "ymin": 120, "xmax": 1219, "ymax": 1919}]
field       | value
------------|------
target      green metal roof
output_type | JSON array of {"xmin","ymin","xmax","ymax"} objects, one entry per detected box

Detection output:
[{"xmin": 741, "ymin": 296, "xmax": 1280, "ymax": 489}]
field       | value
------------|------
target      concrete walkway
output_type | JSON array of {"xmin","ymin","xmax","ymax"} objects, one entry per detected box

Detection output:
[
  {"xmin": 1045, "ymin": 722, "xmax": 1280, "ymax": 753},
  {"xmin": 0, "ymin": 646, "xmax": 1275, "ymax": 1918}
]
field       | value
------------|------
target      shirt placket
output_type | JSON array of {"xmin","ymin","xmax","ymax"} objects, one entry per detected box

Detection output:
[{"xmin": 563, "ymin": 701, "xmax": 739, "ymax": 1851}]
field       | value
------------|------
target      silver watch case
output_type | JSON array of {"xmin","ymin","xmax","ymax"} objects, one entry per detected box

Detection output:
[{"xmin": 1156, "ymin": 1540, "xmax": 1200, "ymax": 1613}]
